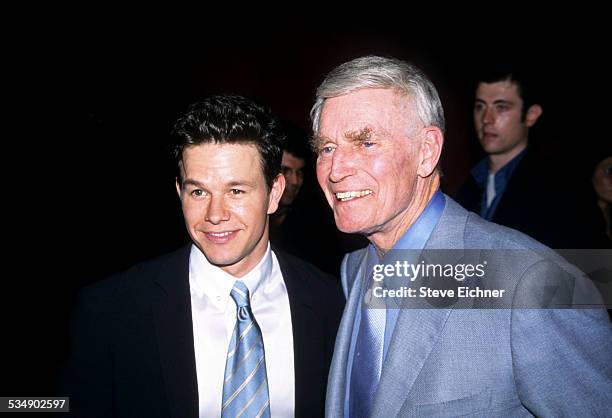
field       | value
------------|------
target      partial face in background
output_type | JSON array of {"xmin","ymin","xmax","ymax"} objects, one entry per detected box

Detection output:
[
  {"xmin": 177, "ymin": 143, "xmax": 284, "ymax": 277},
  {"xmin": 280, "ymin": 151, "xmax": 305, "ymax": 206},
  {"xmin": 593, "ymin": 156, "xmax": 612, "ymax": 203},
  {"xmin": 474, "ymin": 80, "xmax": 541, "ymax": 156},
  {"xmin": 315, "ymin": 88, "xmax": 429, "ymax": 242}
]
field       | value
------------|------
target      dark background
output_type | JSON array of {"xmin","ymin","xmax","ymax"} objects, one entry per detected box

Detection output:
[{"xmin": 3, "ymin": 12, "xmax": 610, "ymax": 398}]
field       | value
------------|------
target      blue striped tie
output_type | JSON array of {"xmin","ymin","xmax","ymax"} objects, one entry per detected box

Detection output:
[{"xmin": 222, "ymin": 281, "xmax": 271, "ymax": 418}]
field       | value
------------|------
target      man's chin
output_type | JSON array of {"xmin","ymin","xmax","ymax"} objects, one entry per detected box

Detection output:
[
  {"xmin": 202, "ymin": 252, "xmax": 240, "ymax": 269},
  {"xmin": 334, "ymin": 219, "xmax": 369, "ymax": 235}
]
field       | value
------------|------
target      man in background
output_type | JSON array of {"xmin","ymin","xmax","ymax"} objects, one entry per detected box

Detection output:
[
  {"xmin": 271, "ymin": 122, "xmax": 308, "ymax": 226},
  {"xmin": 456, "ymin": 66, "xmax": 602, "ymax": 248}
]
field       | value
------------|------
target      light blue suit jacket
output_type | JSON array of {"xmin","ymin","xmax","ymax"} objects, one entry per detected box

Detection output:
[{"xmin": 326, "ymin": 196, "xmax": 611, "ymax": 417}]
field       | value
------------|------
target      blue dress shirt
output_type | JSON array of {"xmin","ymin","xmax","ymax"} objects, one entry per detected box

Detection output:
[
  {"xmin": 344, "ymin": 191, "xmax": 445, "ymax": 417},
  {"xmin": 470, "ymin": 147, "xmax": 527, "ymax": 220}
]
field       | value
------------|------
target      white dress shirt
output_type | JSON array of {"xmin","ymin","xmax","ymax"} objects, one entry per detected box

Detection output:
[
  {"xmin": 189, "ymin": 243, "xmax": 295, "ymax": 418},
  {"xmin": 486, "ymin": 172, "xmax": 496, "ymax": 208}
]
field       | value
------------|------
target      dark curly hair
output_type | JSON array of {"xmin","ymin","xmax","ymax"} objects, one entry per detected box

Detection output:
[{"xmin": 171, "ymin": 95, "xmax": 285, "ymax": 190}]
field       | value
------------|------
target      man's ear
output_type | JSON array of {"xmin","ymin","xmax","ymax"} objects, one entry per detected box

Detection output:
[
  {"xmin": 417, "ymin": 127, "xmax": 444, "ymax": 178},
  {"xmin": 175, "ymin": 178, "xmax": 182, "ymax": 197},
  {"xmin": 525, "ymin": 104, "xmax": 543, "ymax": 128},
  {"xmin": 267, "ymin": 174, "xmax": 286, "ymax": 215}
]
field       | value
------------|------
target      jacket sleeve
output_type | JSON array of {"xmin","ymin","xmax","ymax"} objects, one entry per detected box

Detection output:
[
  {"xmin": 57, "ymin": 287, "xmax": 113, "ymax": 418},
  {"xmin": 340, "ymin": 249, "xmax": 368, "ymax": 299},
  {"xmin": 511, "ymin": 260, "xmax": 612, "ymax": 416}
]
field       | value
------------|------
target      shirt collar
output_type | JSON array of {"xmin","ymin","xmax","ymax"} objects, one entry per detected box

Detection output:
[
  {"xmin": 367, "ymin": 190, "xmax": 446, "ymax": 262},
  {"xmin": 470, "ymin": 156, "xmax": 490, "ymax": 188},
  {"xmin": 189, "ymin": 242, "xmax": 273, "ymax": 309},
  {"xmin": 494, "ymin": 146, "xmax": 527, "ymax": 185},
  {"xmin": 471, "ymin": 146, "xmax": 528, "ymax": 187}
]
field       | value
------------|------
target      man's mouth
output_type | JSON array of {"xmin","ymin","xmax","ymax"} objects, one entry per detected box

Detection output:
[
  {"xmin": 203, "ymin": 231, "xmax": 237, "ymax": 243},
  {"xmin": 208, "ymin": 231, "xmax": 233, "ymax": 237},
  {"xmin": 482, "ymin": 131, "xmax": 497, "ymax": 139},
  {"xmin": 334, "ymin": 190, "xmax": 372, "ymax": 202}
]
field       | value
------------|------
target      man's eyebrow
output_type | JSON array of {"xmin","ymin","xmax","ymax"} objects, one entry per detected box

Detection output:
[
  {"xmin": 227, "ymin": 180, "xmax": 257, "ymax": 188},
  {"xmin": 310, "ymin": 135, "xmax": 329, "ymax": 151},
  {"xmin": 181, "ymin": 179, "xmax": 256, "ymax": 188},
  {"xmin": 312, "ymin": 127, "xmax": 390, "ymax": 150},
  {"xmin": 347, "ymin": 126, "xmax": 391, "ymax": 142},
  {"xmin": 346, "ymin": 127, "xmax": 373, "ymax": 142},
  {"xmin": 475, "ymin": 98, "xmax": 515, "ymax": 106},
  {"xmin": 492, "ymin": 99, "xmax": 515, "ymax": 105},
  {"xmin": 182, "ymin": 178, "xmax": 204, "ymax": 188}
]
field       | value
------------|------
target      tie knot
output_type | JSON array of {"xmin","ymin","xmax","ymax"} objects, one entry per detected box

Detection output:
[{"xmin": 230, "ymin": 281, "xmax": 250, "ymax": 309}]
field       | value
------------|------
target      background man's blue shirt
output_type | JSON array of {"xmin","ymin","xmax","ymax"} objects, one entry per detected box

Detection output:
[{"xmin": 471, "ymin": 147, "xmax": 528, "ymax": 220}]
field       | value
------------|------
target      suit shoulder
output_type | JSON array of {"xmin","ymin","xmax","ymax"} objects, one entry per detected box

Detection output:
[
  {"xmin": 465, "ymin": 214, "xmax": 589, "ymax": 280},
  {"xmin": 341, "ymin": 246, "xmax": 368, "ymax": 273},
  {"xmin": 344, "ymin": 246, "xmax": 368, "ymax": 262},
  {"xmin": 275, "ymin": 250, "xmax": 344, "ymax": 298},
  {"xmin": 465, "ymin": 212, "xmax": 549, "ymax": 251},
  {"xmin": 276, "ymin": 250, "xmax": 336, "ymax": 283},
  {"xmin": 78, "ymin": 245, "xmax": 190, "ymax": 304}
]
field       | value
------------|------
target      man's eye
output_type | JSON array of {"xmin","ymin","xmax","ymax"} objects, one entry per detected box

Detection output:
[
  {"xmin": 321, "ymin": 146, "xmax": 334, "ymax": 155},
  {"xmin": 363, "ymin": 141, "xmax": 374, "ymax": 148},
  {"xmin": 230, "ymin": 189, "xmax": 244, "ymax": 195},
  {"xmin": 191, "ymin": 189, "xmax": 205, "ymax": 197}
]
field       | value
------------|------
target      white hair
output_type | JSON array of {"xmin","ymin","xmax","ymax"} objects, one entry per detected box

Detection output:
[{"xmin": 310, "ymin": 55, "xmax": 445, "ymax": 135}]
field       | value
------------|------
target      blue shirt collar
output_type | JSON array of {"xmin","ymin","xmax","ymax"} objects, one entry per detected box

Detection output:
[
  {"xmin": 367, "ymin": 190, "xmax": 445, "ymax": 261},
  {"xmin": 471, "ymin": 146, "xmax": 528, "ymax": 187},
  {"xmin": 471, "ymin": 146, "xmax": 528, "ymax": 219}
]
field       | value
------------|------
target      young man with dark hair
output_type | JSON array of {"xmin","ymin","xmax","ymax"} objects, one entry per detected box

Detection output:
[
  {"xmin": 456, "ymin": 66, "xmax": 601, "ymax": 248},
  {"xmin": 59, "ymin": 95, "xmax": 344, "ymax": 418}
]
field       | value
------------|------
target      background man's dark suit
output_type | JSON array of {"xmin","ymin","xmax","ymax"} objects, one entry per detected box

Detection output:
[
  {"xmin": 456, "ymin": 148, "xmax": 605, "ymax": 248},
  {"xmin": 58, "ymin": 246, "xmax": 344, "ymax": 418}
]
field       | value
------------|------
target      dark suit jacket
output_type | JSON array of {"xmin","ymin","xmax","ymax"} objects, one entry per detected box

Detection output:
[
  {"xmin": 58, "ymin": 245, "xmax": 344, "ymax": 418},
  {"xmin": 456, "ymin": 148, "xmax": 605, "ymax": 248}
]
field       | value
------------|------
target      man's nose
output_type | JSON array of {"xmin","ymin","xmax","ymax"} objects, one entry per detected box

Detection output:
[
  {"xmin": 329, "ymin": 147, "xmax": 356, "ymax": 183},
  {"xmin": 482, "ymin": 107, "xmax": 495, "ymax": 124},
  {"xmin": 205, "ymin": 195, "xmax": 230, "ymax": 224},
  {"xmin": 285, "ymin": 171, "xmax": 298, "ymax": 185}
]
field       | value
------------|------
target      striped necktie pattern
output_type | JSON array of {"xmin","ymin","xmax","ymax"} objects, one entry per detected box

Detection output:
[{"xmin": 221, "ymin": 280, "xmax": 271, "ymax": 418}]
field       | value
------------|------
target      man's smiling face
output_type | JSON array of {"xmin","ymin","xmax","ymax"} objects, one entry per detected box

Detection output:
[{"xmin": 315, "ymin": 88, "xmax": 424, "ymax": 245}]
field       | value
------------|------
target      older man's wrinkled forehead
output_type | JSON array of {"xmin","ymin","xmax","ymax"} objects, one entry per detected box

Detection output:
[{"xmin": 312, "ymin": 90, "xmax": 420, "ymax": 149}]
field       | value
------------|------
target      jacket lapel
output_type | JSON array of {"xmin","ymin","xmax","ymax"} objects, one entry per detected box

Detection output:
[
  {"xmin": 276, "ymin": 252, "xmax": 321, "ymax": 416},
  {"xmin": 371, "ymin": 308, "xmax": 453, "ymax": 417},
  {"xmin": 327, "ymin": 250, "xmax": 368, "ymax": 417},
  {"xmin": 151, "ymin": 246, "xmax": 199, "ymax": 418},
  {"xmin": 371, "ymin": 196, "xmax": 468, "ymax": 416},
  {"xmin": 276, "ymin": 254, "xmax": 312, "ymax": 398}
]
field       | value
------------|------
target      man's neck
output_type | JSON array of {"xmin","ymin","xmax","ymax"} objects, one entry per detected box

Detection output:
[
  {"xmin": 488, "ymin": 142, "xmax": 527, "ymax": 173},
  {"xmin": 370, "ymin": 175, "xmax": 440, "ymax": 258},
  {"xmin": 597, "ymin": 198, "xmax": 609, "ymax": 215}
]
